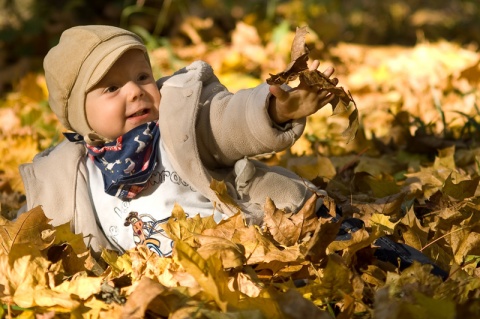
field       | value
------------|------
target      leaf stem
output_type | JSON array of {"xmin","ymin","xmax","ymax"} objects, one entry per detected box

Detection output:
[{"xmin": 420, "ymin": 224, "xmax": 473, "ymax": 252}]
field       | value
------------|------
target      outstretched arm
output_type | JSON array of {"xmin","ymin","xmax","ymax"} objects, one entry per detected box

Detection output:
[{"xmin": 268, "ymin": 61, "xmax": 338, "ymax": 124}]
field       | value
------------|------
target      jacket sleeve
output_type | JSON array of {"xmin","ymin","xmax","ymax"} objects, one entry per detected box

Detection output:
[{"xmin": 195, "ymin": 67, "xmax": 306, "ymax": 168}]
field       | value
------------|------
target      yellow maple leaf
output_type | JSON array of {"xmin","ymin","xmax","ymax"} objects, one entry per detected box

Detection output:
[
  {"xmin": 173, "ymin": 240, "xmax": 238, "ymax": 312},
  {"xmin": 196, "ymin": 235, "xmax": 246, "ymax": 269},
  {"xmin": 161, "ymin": 203, "xmax": 217, "ymax": 247},
  {"xmin": 370, "ymin": 213, "xmax": 400, "ymax": 235},
  {"xmin": 298, "ymin": 254, "xmax": 353, "ymax": 304},
  {"xmin": 101, "ymin": 249, "xmax": 133, "ymax": 278},
  {"xmin": 210, "ymin": 179, "xmax": 241, "ymax": 212},
  {"xmin": 0, "ymin": 206, "xmax": 54, "ymax": 255},
  {"xmin": 53, "ymin": 272, "xmax": 103, "ymax": 301}
]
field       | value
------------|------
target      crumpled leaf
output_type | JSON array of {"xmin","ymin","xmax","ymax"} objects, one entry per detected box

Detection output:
[
  {"xmin": 266, "ymin": 26, "xmax": 359, "ymax": 142},
  {"xmin": 264, "ymin": 193, "xmax": 322, "ymax": 247},
  {"xmin": 301, "ymin": 216, "xmax": 341, "ymax": 263},
  {"xmin": 121, "ymin": 277, "xmax": 186, "ymax": 319},
  {"xmin": 370, "ymin": 213, "xmax": 401, "ymax": 235},
  {"xmin": 298, "ymin": 254, "xmax": 353, "ymax": 302},
  {"xmin": 443, "ymin": 173, "xmax": 480, "ymax": 201},
  {"xmin": 196, "ymin": 234, "xmax": 246, "ymax": 269},
  {"xmin": 173, "ymin": 240, "xmax": 237, "ymax": 312},
  {"xmin": 52, "ymin": 271, "xmax": 103, "ymax": 300},
  {"xmin": 0, "ymin": 206, "xmax": 54, "ymax": 255},
  {"xmin": 273, "ymin": 288, "xmax": 332, "ymax": 319},
  {"xmin": 161, "ymin": 204, "xmax": 217, "ymax": 247},
  {"xmin": 210, "ymin": 179, "xmax": 242, "ymax": 212},
  {"xmin": 291, "ymin": 193, "xmax": 323, "ymax": 240},
  {"xmin": 228, "ymin": 272, "xmax": 262, "ymax": 298},
  {"xmin": 0, "ymin": 253, "xmax": 82, "ymax": 309},
  {"xmin": 263, "ymin": 198, "xmax": 301, "ymax": 246},
  {"xmin": 328, "ymin": 226, "xmax": 383, "ymax": 265},
  {"xmin": 101, "ymin": 249, "xmax": 133, "ymax": 278}
]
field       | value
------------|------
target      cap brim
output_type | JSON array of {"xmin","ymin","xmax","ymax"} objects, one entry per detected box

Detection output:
[{"xmin": 86, "ymin": 40, "xmax": 147, "ymax": 91}]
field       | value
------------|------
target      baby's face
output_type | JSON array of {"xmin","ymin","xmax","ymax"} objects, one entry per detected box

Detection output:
[{"xmin": 85, "ymin": 49, "xmax": 160, "ymax": 140}]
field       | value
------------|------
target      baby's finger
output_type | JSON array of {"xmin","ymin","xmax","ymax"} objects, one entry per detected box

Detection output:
[
  {"xmin": 309, "ymin": 60, "xmax": 320, "ymax": 71},
  {"xmin": 322, "ymin": 66, "xmax": 335, "ymax": 78}
]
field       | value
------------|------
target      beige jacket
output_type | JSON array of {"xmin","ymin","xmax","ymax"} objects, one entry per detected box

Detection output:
[{"xmin": 19, "ymin": 61, "xmax": 311, "ymax": 255}]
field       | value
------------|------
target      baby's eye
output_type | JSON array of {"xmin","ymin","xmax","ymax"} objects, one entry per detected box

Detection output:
[
  {"xmin": 105, "ymin": 86, "xmax": 119, "ymax": 93},
  {"xmin": 138, "ymin": 73, "xmax": 151, "ymax": 82}
]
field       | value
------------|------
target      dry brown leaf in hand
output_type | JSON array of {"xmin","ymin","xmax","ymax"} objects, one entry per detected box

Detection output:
[{"xmin": 266, "ymin": 26, "xmax": 359, "ymax": 142}]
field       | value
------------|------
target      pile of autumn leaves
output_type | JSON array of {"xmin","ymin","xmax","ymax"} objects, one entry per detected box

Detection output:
[
  {"xmin": 3, "ymin": 24, "xmax": 480, "ymax": 318},
  {"xmin": 2, "ymin": 150, "xmax": 480, "ymax": 319}
]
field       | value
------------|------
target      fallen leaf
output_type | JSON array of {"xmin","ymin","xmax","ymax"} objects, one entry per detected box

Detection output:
[
  {"xmin": 121, "ymin": 277, "xmax": 180, "ymax": 319},
  {"xmin": 173, "ymin": 240, "xmax": 237, "ymax": 312},
  {"xmin": 162, "ymin": 204, "xmax": 217, "ymax": 247},
  {"xmin": 443, "ymin": 173, "xmax": 480, "ymax": 201},
  {"xmin": 263, "ymin": 198, "xmax": 300, "ymax": 246},
  {"xmin": 0, "ymin": 206, "xmax": 54, "ymax": 255},
  {"xmin": 210, "ymin": 179, "xmax": 242, "ymax": 213},
  {"xmin": 196, "ymin": 235, "xmax": 246, "ymax": 269}
]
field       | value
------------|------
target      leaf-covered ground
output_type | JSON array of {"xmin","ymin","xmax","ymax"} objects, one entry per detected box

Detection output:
[{"xmin": 1, "ymin": 23, "xmax": 480, "ymax": 318}]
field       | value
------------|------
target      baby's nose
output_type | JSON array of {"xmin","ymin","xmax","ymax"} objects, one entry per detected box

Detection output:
[{"xmin": 125, "ymin": 81, "xmax": 144, "ymax": 100}]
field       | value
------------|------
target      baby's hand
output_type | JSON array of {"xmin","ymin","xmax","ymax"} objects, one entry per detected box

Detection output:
[{"xmin": 268, "ymin": 60, "xmax": 338, "ymax": 125}]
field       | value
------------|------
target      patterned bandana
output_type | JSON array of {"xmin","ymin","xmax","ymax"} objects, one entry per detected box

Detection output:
[{"xmin": 64, "ymin": 121, "xmax": 160, "ymax": 199}]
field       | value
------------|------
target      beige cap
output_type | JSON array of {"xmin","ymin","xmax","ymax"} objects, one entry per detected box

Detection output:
[{"xmin": 43, "ymin": 25, "xmax": 148, "ymax": 138}]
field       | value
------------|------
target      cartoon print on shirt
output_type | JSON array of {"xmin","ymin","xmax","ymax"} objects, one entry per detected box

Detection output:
[
  {"xmin": 109, "ymin": 225, "xmax": 118, "ymax": 237},
  {"xmin": 124, "ymin": 211, "xmax": 173, "ymax": 256}
]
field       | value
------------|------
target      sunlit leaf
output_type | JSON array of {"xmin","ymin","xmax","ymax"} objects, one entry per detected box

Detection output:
[
  {"xmin": 173, "ymin": 240, "xmax": 237, "ymax": 312},
  {"xmin": 210, "ymin": 179, "xmax": 242, "ymax": 212},
  {"xmin": 0, "ymin": 206, "xmax": 54, "ymax": 255},
  {"xmin": 162, "ymin": 204, "xmax": 217, "ymax": 247}
]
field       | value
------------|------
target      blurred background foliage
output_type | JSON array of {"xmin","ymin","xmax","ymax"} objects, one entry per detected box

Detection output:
[{"xmin": 1, "ymin": 0, "xmax": 479, "ymax": 95}]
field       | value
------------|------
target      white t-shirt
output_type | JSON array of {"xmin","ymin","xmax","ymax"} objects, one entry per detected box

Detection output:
[{"xmin": 86, "ymin": 140, "xmax": 222, "ymax": 256}]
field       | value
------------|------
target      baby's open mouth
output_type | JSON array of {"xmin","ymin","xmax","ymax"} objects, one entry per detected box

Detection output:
[{"xmin": 129, "ymin": 109, "xmax": 148, "ymax": 118}]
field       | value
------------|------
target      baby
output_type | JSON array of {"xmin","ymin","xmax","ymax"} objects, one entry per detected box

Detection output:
[{"xmin": 18, "ymin": 25, "xmax": 337, "ymax": 257}]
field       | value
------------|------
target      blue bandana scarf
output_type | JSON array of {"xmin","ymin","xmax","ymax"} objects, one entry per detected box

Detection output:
[{"xmin": 64, "ymin": 121, "xmax": 160, "ymax": 199}]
